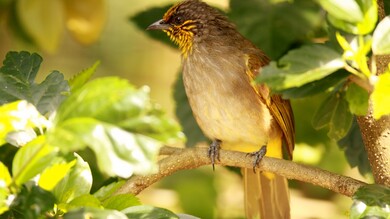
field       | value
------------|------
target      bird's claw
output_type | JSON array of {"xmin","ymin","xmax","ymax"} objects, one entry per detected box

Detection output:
[
  {"xmin": 208, "ymin": 139, "xmax": 221, "ymax": 170},
  {"xmin": 247, "ymin": 145, "xmax": 267, "ymax": 173}
]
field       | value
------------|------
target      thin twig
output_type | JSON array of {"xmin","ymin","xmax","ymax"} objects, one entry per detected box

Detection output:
[{"xmin": 115, "ymin": 146, "xmax": 367, "ymax": 197}]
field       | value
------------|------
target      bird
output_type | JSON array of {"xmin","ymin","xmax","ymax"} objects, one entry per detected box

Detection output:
[{"xmin": 147, "ymin": 0, "xmax": 295, "ymax": 218}]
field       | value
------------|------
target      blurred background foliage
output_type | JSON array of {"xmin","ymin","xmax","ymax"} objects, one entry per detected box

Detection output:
[{"xmin": 0, "ymin": 0, "xmax": 382, "ymax": 218}]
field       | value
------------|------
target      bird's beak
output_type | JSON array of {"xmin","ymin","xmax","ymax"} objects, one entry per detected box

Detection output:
[{"xmin": 146, "ymin": 19, "xmax": 170, "ymax": 31}]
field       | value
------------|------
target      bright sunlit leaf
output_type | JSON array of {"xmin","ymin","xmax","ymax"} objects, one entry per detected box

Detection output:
[
  {"xmin": 12, "ymin": 136, "xmax": 58, "ymax": 186},
  {"xmin": 316, "ymin": 0, "xmax": 363, "ymax": 23},
  {"xmin": 69, "ymin": 61, "xmax": 100, "ymax": 91},
  {"xmin": 52, "ymin": 153, "xmax": 92, "ymax": 204},
  {"xmin": 372, "ymin": 73, "xmax": 390, "ymax": 119},
  {"xmin": 257, "ymin": 44, "xmax": 344, "ymax": 90},
  {"xmin": 372, "ymin": 16, "xmax": 390, "ymax": 55},
  {"xmin": 0, "ymin": 101, "xmax": 48, "ymax": 146},
  {"xmin": 38, "ymin": 159, "xmax": 76, "ymax": 191}
]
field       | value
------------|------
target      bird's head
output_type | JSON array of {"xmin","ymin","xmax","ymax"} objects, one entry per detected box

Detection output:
[{"xmin": 147, "ymin": 0, "xmax": 233, "ymax": 56}]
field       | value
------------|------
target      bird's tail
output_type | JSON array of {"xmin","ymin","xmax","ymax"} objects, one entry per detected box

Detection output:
[{"xmin": 243, "ymin": 168, "xmax": 290, "ymax": 219}]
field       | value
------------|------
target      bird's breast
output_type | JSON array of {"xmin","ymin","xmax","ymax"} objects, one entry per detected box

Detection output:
[{"xmin": 182, "ymin": 49, "xmax": 273, "ymax": 149}]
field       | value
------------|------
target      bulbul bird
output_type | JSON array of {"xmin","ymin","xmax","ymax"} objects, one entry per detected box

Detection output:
[{"xmin": 147, "ymin": 0, "xmax": 295, "ymax": 218}]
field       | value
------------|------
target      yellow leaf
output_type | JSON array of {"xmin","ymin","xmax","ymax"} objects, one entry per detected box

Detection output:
[
  {"xmin": 0, "ymin": 162, "xmax": 11, "ymax": 186},
  {"xmin": 372, "ymin": 73, "xmax": 390, "ymax": 119},
  {"xmin": 38, "ymin": 159, "xmax": 76, "ymax": 191},
  {"xmin": 16, "ymin": 0, "xmax": 64, "ymax": 53},
  {"xmin": 64, "ymin": 0, "xmax": 107, "ymax": 45}
]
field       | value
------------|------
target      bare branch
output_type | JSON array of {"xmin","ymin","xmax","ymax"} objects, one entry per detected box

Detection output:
[{"xmin": 115, "ymin": 146, "xmax": 367, "ymax": 197}]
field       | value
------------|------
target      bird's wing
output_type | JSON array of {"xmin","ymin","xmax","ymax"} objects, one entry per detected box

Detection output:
[{"xmin": 245, "ymin": 52, "xmax": 295, "ymax": 159}]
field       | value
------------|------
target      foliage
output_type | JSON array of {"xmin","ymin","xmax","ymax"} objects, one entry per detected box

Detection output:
[
  {"xmin": 0, "ymin": 51, "xmax": 184, "ymax": 218},
  {"xmin": 0, "ymin": 0, "xmax": 106, "ymax": 52},
  {"xmin": 350, "ymin": 184, "xmax": 390, "ymax": 218}
]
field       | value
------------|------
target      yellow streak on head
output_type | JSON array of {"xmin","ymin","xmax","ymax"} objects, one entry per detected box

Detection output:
[{"xmin": 164, "ymin": 20, "xmax": 196, "ymax": 57}]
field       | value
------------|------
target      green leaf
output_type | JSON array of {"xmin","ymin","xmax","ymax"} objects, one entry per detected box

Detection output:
[
  {"xmin": 279, "ymin": 69, "xmax": 348, "ymax": 99},
  {"xmin": 12, "ymin": 136, "xmax": 58, "ymax": 186},
  {"xmin": 372, "ymin": 73, "xmax": 390, "ymax": 119},
  {"xmin": 372, "ymin": 16, "xmax": 390, "ymax": 55},
  {"xmin": 66, "ymin": 194, "xmax": 102, "ymax": 210},
  {"xmin": 0, "ymin": 100, "xmax": 48, "ymax": 146},
  {"xmin": 121, "ymin": 205, "xmax": 179, "ymax": 219},
  {"xmin": 8, "ymin": 185, "xmax": 56, "ymax": 219},
  {"xmin": 257, "ymin": 44, "xmax": 344, "ymax": 90},
  {"xmin": 93, "ymin": 181, "xmax": 125, "ymax": 201},
  {"xmin": 102, "ymin": 194, "xmax": 140, "ymax": 211},
  {"xmin": 16, "ymin": 0, "xmax": 64, "ymax": 52},
  {"xmin": 0, "ymin": 51, "xmax": 69, "ymax": 115},
  {"xmin": 50, "ymin": 118, "xmax": 161, "ymax": 178},
  {"xmin": 69, "ymin": 61, "xmax": 100, "ymax": 91},
  {"xmin": 351, "ymin": 184, "xmax": 390, "ymax": 218},
  {"xmin": 129, "ymin": 5, "xmax": 175, "ymax": 49},
  {"xmin": 337, "ymin": 118, "xmax": 371, "ymax": 176},
  {"xmin": 173, "ymin": 73, "xmax": 207, "ymax": 147},
  {"xmin": 325, "ymin": 0, "xmax": 377, "ymax": 35},
  {"xmin": 229, "ymin": 0, "xmax": 323, "ymax": 59},
  {"xmin": 0, "ymin": 162, "xmax": 11, "ymax": 214},
  {"xmin": 312, "ymin": 92, "xmax": 353, "ymax": 140},
  {"xmin": 345, "ymin": 83, "xmax": 369, "ymax": 115},
  {"xmin": 316, "ymin": 0, "xmax": 363, "ymax": 23},
  {"xmin": 49, "ymin": 77, "xmax": 182, "ymax": 177},
  {"xmin": 52, "ymin": 153, "xmax": 92, "ymax": 204},
  {"xmin": 64, "ymin": 207, "xmax": 127, "ymax": 219},
  {"xmin": 38, "ymin": 159, "xmax": 76, "ymax": 191}
]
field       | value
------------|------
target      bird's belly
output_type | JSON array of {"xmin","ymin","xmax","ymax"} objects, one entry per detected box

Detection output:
[{"xmin": 182, "ymin": 66, "xmax": 273, "ymax": 149}]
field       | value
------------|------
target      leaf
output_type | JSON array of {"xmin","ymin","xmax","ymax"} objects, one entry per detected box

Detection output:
[
  {"xmin": 129, "ymin": 5, "xmax": 176, "ymax": 49},
  {"xmin": 121, "ymin": 205, "xmax": 179, "ymax": 219},
  {"xmin": 64, "ymin": 207, "xmax": 127, "ymax": 219},
  {"xmin": 93, "ymin": 180, "xmax": 125, "ymax": 201},
  {"xmin": 50, "ymin": 118, "xmax": 161, "ymax": 178},
  {"xmin": 0, "ymin": 162, "xmax": 11, "ymax": 186},
  {"xmin": 64, "ymin": 0, "xmax": 106, "ymax": 45},
  {"xmin": 0, "ymin": 51, "xmax": 69, "ymax": 115},
  {"xmin": 316, "ymin": 0, "xmax": 363, "ymax": 23},
  {"xmin": 66, "ymin": 194, "xmax": 102, "ymax": 210},
  {"xmin": 372, "ymin": 73, "xmax": 390, "ymax": 119},
  {"xmin": 228, "ymin": 0, "xmax": 323, "ymax": 59},
  {"xmin": 49, "ymin": 77, "xmax": 182, "ymax": 177},
  {"xmin": 337, "ymin": 118, "xmax": 371, "ymax": 176},
  {"xmin": 257, "ymin": 44, "xmax": 344, "ymax": 91},
  {"xmin": 16, "ymin": 0, "xmax": 64, "ymax": 52},
  {"xmin": 0, "ymin": 161, "xmax": 12, "ymax": 214},
  {"xmin": 102, "ymin": 194, "xmax": 140, "ymax": 211},
  {"xmin": 173, "ymin": 73, "xmax": 207, "ymax": 147},
  {"xmin": 38, "ymin": 159, "xmax": 76, "ymax": 191},
  {"xmin": 372, "ymin": 16, "xmax": 390, "ymax": 55},
  {"xmin": 8, "ymin": 185, "xmax": 56, "ymax": 219},
  {"xmin": 351, "ymin": 184, "xmax": 390, "ymax": 218},
  {"xmin": 0, "ymin": 100, "xmax": 48, "ymax": 146},
  {"xmin": 279, "ymin": 69, "xmax": 348, "ymax": 99},
  {"xmin": 68, "ymin": 61, "xmax": 100, "ymax": 91},
  {"xmin": 345, "ymin": 83, "xmax": 369, "ymax": 115},
  {"xmin": 312, "ymin": 92, "xmax": 353, "ymax": 140},
  {"xmin": 325, "ymin": 0, "xmax": 377, "ymax": 35},
  {"xmin": 52, "ymin": 153, "xmax": 92, "ymax": 204},
  {"xmin": 12, "ymin": 136, "xmax": 58, "ymax": 186}
]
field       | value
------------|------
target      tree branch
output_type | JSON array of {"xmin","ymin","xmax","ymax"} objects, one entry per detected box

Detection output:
[
  {"xmin": 357, "ymin": 0, "xmax": 390, "ymax": 187},
  {"xmin": 114, "ymin": 146, "xmax": 366, "ymax": 197}
]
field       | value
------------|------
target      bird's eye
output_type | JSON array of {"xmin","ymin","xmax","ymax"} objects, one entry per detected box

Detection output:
[{"xmin": 174, "ymin": 16, "xmax": 183, "ymax": 24}]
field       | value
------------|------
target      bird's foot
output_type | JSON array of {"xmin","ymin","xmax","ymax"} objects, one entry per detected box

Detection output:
[
  {"xmin": 208, "ymin": 139, "xmax": 221, "ymax": 170},
  {"xmin": 247, "ymin": 145, "xmax": 267, "ymax": 173}
]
